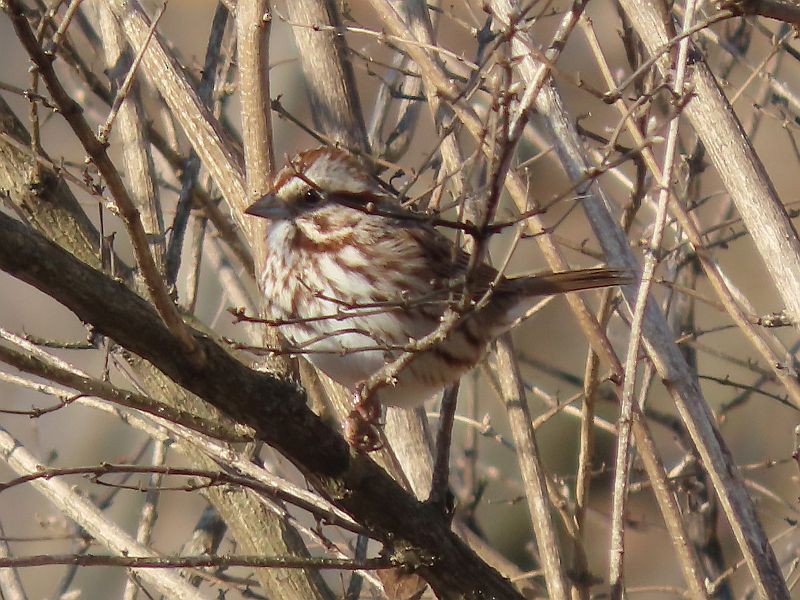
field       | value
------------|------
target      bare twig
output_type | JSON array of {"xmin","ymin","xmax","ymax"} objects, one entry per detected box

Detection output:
[
  {"xmin": 0, "ymin": 521, "xmax": 27, "ymax": 600},
  {"xmin": 0, "ymin": 553, "xmax": 391, "ymax": 571},
  {"xmin": 428, "ymin": 383, "xmax": 458, "ymax": 507},
  {"xmin": 0, "ymin": 338, "xmax": 248, "ymax": 442},
  {"xmin": 0, "ymin": 424, "xmax": 213, "ymax": 599},
  {"xmin": 96, "ymin": 2, "xmax": 166, "ymax": 145},
  {"xmin": 282, "ymin": 0, "xmax": 369, "ymax": 152},
  {"xmin": 609, "ymin": 3, "xmax": 698, "ymax": 595},
  {"xmin": 490, "ymin": 336, "xmax": 569, "ymax": 599},
  {"xmin": 4, "ymin": 0, "xmax": 203, "ymax": 365},
  {"xmin": 618, "ymin": 2, "xmax": 800, "ymax": 338},
  {"xmin": 164, "ymin": 1, "xmax": 230, "ymax": 286},
  {"xmin": 102, "ymin": 0, "xmax": 247, "ymax": 218},
  {"xmin": 122, "ymin": 440, "xmax": 166, "ymax": 600},
  {"xmin": 96, "ymin": 1, "xmax": 166, "ymax": 272}
]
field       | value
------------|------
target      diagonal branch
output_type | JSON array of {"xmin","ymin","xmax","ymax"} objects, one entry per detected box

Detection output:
[
  {"xmin": 0, "ymin": 212, "xmax": 522, "ymax": 599},
  {"xmin": 3, "ymin": 0, "xmax": 202, "ymax": 365},
  {"xmin": 617, "ymin": 2, "xmax": 800, "ymax": 332},
  {"xmin": 0, "ymin": 422, "xmax": 211, "ymax": 599}
]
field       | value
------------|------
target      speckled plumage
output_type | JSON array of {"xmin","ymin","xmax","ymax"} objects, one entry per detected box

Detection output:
[{"xmin": 248, "ymin": 148, "xmax": 630, "ymax": 410}]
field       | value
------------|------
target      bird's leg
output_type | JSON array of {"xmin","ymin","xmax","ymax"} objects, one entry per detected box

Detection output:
[{"xmin": 345, "ymin": 383, "xmax": 383, "ymax": 452}]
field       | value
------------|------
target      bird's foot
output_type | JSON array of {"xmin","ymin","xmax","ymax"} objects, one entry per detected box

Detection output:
[{"xmin": 345, "ymin": 385, "xmax": 383, "ymax": 453}]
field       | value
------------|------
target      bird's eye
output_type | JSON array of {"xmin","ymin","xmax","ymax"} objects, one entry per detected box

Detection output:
[{"xmin": 301, "ymin": 189, "xmax": 324, "ymax": 207}]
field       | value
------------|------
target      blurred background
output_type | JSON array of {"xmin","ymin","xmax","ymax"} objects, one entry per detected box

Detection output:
[{"xmin": 1, "ymin": 1, "xmax": 799, "ymax": 598}]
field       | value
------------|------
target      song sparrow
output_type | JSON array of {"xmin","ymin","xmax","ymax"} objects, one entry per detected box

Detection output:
[{"xmin": 246, "ymin": 147, "xmax": 630, "ymax": 450}]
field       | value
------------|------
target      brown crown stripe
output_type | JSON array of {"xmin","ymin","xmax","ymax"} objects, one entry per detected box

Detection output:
[{"xmin": 272, "ymin": 147, "xmax": 350, "ymax": 192}]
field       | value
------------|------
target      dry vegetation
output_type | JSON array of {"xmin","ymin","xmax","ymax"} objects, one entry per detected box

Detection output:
[{"xmin": 1, "ymin": 0, "xmax": 800, "ymax": 598}]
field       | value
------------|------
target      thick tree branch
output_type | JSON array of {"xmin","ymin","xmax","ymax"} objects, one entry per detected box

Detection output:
[
  {"xmin": 0, "ymin": 342, "xmax": 246, "ymax": 441},
  {"xmin": 3, "ymin": 0, "xmax": 202, "ymax": 363},
  {"xmin": 0, "ymin": 212, "xmax": 522, "ymax": 599},
  {"xmin": 720, "ymin": 0, "xmax": 800, "ymax": 26},
  {"xmin": 0, "ymin": 553, "xmax": 390, "ymax": 571}
]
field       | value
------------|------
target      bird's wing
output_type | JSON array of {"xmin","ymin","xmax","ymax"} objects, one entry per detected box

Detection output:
[{"xmin": 405, "ymin": 222, "xmax": 632, "ymax": 302}]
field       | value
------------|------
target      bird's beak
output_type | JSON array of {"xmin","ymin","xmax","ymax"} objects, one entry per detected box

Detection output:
[{"xmin": 244, "ymin": 193, "xmax": 293, "ymax": 220}]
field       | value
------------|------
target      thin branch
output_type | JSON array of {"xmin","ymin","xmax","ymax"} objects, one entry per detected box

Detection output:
[
  {"xmin": 428, "ymin": 383, "xmax": 458, "ymax": 507},
  {"xmin": 165, "ymin": 1, "xmax": 230, "ymax": 286},
  {"xmin": 609, "ymin": 2, "xmax": 698, "ymax": 595},
  {"xmin": 96, "ymin": 2, "xmax": 166, "ymax": 144},
  {"xmin": 0, "ymin": 521, "xmax": 27, "ymax": 600},
  {"xmin": 0, "ymin": 423, "xmax": 213, "ymax": 599},
  {"xmin": 122, "ymin": 440, "xmax": 166, "ymax": 600},
  {"xmin": 101, "ymin": 0, "xmax": 247, "ymax": 219},
  {"xmin": 96, "ymin": 1, "xmax": 166, "ymax": 273},
  {"xmin": 0, "ymin": 208, "xmax": 523, "ymax": 599},
  {"xmin": 0, "ymin": 340, "xmax": 249, "ymax": 442},
  {"xmin": 3, "ymin": 0, "xmax": 203, "ymax": 365},
  {"xmin": 0, "ymin": 553, "xmax": 391, "ymax": 571},
  {"xmin": 282, "ymin": 0, "xmax": 369, "ymax": 152},
  {"xmin": 490, "ymin": 336, "xmax": 570, "ymax": 599}
]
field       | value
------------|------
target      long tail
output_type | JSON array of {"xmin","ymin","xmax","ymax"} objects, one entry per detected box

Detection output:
[{"xmin": 508, "ymin": 267, "xmax": 635, "ymax": 296}]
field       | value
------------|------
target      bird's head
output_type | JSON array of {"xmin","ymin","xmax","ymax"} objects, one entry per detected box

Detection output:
[{"xmin": 244, "ymin": 148, "xmax": 387, "ymax": 225}]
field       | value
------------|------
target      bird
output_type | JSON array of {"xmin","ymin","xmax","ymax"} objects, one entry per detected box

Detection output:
[{"xmin": 245, "ymin": 147, "xmax": 631, "ymax": 450}]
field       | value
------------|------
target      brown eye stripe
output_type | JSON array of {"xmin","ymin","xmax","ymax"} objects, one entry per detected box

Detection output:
[{"xmin": 257, "ymin": 146, "xmax": 633, "ymax": 461}]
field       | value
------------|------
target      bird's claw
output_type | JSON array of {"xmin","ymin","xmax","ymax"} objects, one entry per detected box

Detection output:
[{"xmin": 345, "ymin": 386, "xmax": 383, "ymax": 452}]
